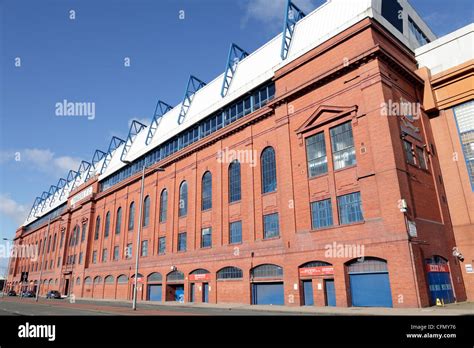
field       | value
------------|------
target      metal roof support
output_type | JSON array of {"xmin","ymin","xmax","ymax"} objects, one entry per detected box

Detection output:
[
  {"xmin": 221, "ymin": 43, "xmax": 249, "ymax": 97},
  {"xmin": 36, "ymin": 191, "xmax": 51, "ymax": 214},
  {"xmin": 27, "ymin": 197, "xmax": 43, "ymax": 220},
  {"xmin": 71, "ymin": 160, "xmax": 91, "ymax": 189},
  {"xmin": 59, "ymin": 169, "xmax": 78, "ymax": 200},
  {"xmin": 99, "ymin": 136, "xmax": 125, "ymax": 175},
  {"xmin": 85, "ymin": 149, "xmax": 106, "ymax": 181},
  {"xmin": 120, "ymin": 120, "xmax": 147, "ymax": 162},
  {"xmin": 280, "ymin": 0, "xmax": 305, "ymax": 60},
  {"xmin": 177, "ymin": 75, "xmax": 206, "ymax": 124},
  {"xmin": 145, "ymin": 100, "xmax": 173, "ymax": 145},
  {"xmin": 49, "ymin": 178, "xmax": 67, "ymax": 206}
]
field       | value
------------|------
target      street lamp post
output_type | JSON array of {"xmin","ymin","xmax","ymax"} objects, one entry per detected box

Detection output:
[
  {"xmin": 122, "ymin": 161, "xmax": 164, "ymax": 311},
  {"xmin": 35, "ymin": 216, "xmax": 52, "ymax": 302}
]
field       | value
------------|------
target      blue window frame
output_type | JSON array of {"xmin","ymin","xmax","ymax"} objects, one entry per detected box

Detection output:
[
  {"xmin": 159, "ymin": 189, "xmax": 168, "ymax": 222},
  {"xmin": 217, "ymin": 266, "xmax": 243, "ymax": 280},
  {"xmin": 94, "ymin": 216, "xmax": 100, "ymax": 240},
  {"xmin": 179, "ymin": 181, "xmax": 188, "ymax": 217},
  {"xmin": 311, "ymin": 199, "xmax": 333, "ymax": 229},
  {"xmin": 178, "ymin": 232, "xmax": 187, "ymax": 252},
  {"xmin": 128, "ymin": 202, "xmax": 135, "ymax": 231},
  {"xmin": 337, "ymin": 192, "xmax": 363, "ymax": 224},
  {"xmin": 261, "ymin": 147, "xmax": 277, "ymax": 193},
  {"xmin": 143, "ymin": 195, "xmax": 150, "ymax": 227},
  {"xmin": 201, "ymin": 172, "xmax": 212, "ymax": 211},
  {"xmin": 263, "ymin": 213, "xmax": 279, "ymax": 239},
  {"xmin": 306, "ymin": 132, "xmax": 327, "ymax": 177},
  {"xmin": 229, "ymin": 160, "xmax": 241, "ymax": 202},
  {"xmin": 330, "ymin": 121, "xmax": 356, "ymax": 170},
  {"xmin": 201, "ymin": 227, "xmax": 212, "ymax": 248},
  {"xmin": 115, "ymin": 207, "xmax": 122, "ymax": 234},
  {"xmin": 158, "ymin": 237, "xmax": 166, "ymax": 255},
  {"xmin": 141, "ymin": 240, "xmax": 148, "ymax": 257},
  {"xmin": 104, "ymin": 212, "xmax": 110, "ymax": 238},
  {"xmin": 229, "ymin": 221, "xmax": 242, "ymax": 244}
]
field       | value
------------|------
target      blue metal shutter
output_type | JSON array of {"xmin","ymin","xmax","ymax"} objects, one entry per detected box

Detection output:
[
  {"xmin": 147, "ymin": 284, "xmax": 162, "ymax": 302},
  {"xmin": 252, "ymin": 283, "xmax": 284, "ymax": 305},
  {"xmin": 325, "ymin": 279, "xmax": 336, "ymax": 306},
  {"xmin": 349, "ymin": 273, "xmax": 393, "ymax": 307},
  {"xmin": 303, "ymin": 280, "xmax": 314, "ymax": 306}
]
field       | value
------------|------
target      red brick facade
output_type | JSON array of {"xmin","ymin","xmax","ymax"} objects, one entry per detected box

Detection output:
[{"xmin": 6, "ymin": 18, "xmax": 467, "ymax": 308}]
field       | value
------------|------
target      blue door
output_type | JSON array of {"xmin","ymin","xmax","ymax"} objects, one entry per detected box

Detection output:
[
  {"xmin": 203, "ymin": 283, "xmax": 209, "ymax": 303},
  {"xmin": 189, "ymin": 283, "xmax": 195, "ymax": 302},
  {"xmin": 325, "ymin": 279, "xmax": 336, "ymax": 306},
  {"xmin": 427, "ymin": 272, "xmax": 454, "ymax": 305},
  {"xmin": 148, "ymin": 284, "xmax": 162, "ymax": 301},
  {"xmin": 349, "ymin": 273, "xmax": 393, "ymax": 307},
  {"xmin": 175, "ymin": 285, "xmax": 184, "ymax": 302},
  {"xmin": 302, "ymin": 280, "xmax": 313, "ymax": 306},
  {"xmin": 252, "ymin": 283, "xmax": 284, "ymax": 305}
]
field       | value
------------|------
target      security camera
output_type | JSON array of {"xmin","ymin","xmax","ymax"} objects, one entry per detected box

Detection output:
[
  {"xmin": 452, "ymin": 247, "xmax": 464, "ymax": 262},
  {"xmin": 170, "ymin": 265, "xmax": 177, "ymax": 271},
  {"xmin": 399, "ymin": 199, "xmax": 408, "ymax": 213}
]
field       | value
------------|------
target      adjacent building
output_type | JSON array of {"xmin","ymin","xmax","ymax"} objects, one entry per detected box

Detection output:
[{"xmin": 5, "ymin": 0, "xmax": 469, "ymax": 308}]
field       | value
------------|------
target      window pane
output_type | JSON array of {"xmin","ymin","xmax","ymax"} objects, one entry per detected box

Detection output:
[
  {"xmin": 115, "ymin": 207, "xmax": 122, "ymax": 234},
  {"xmin": 160, "ymin": 190, "xmax": 168, "ymax": 222},
  {"xmin": 201, "ymin": 227, "xmax": 212, "ymax": 248},
  {"xmin": 158, "ymin": 237, "xmax": 166, "ymax": 255},
  {"xmin": 404, "ymin": 140, "xmax": 415, "ymax": 165},
  {"xmin": 263, "ymin": 213, "xmax": 279, "ymax": 239},
  {"xmin": 306, "ymin": 132, "xmax": 327, "ymax": 177},
  {"xmin": 330, "ymin": 121, "xmax": 356, "ymax": 170},
  {"xmin": 143, "ymin": 196, "xmax": 150, "ymax": 226},
  {"xmin": 337, "ymin": 192, "xmax": 363, "ymax": 224},
  {"xmin": 179, "ymin": 182, "xmax": 188, "ymax": 217},
  {"xmin": 202, "ymin": 172, "xmax": 212, "ymax": 211},
  {"xmin": 104, "ymin": 212, "xmax": 110, "ymax": 238},
  {"xmin": 261, "ymin": 147, "xmax": 277, "ymax": 193},
  {"xmin": 229, "ymin": 221, "xmax": 242, "ymax": 244},
  {"xmin": 311, "ymin": 199, "xmax": 333, "ymax": 229},
  {"xmin": 178, "ymin": 233, "xmax": 187, "ymax": 252},
  {"xmin": 416, "ymin": 146, "xmax": 427, "ymax": 169},
  {"xmin": 141, "ymin": 240, "xmax": 148, "ymax": 257},
  {"xmin": 128, "ymin": 202, "xmax": 135, "ymax": 231},
  {"xmin": 453, "ymin": 101, "xmax": 474, "ymax": 190},
  {"xmin": 229, "ymin": 161, "xmax": 241, "ymax": 202}
]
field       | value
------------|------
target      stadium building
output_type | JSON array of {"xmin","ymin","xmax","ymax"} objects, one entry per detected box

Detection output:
[{"xmin": 5, "ymin": 0, "xmax": 469, "ymax": 307}]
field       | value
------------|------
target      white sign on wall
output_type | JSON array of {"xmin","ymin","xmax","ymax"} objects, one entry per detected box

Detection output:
[
  {"xmin": 70, "ymin": 186, "xmax": 93, "ymax": 207},
  {"xmin": 465, "ymin": 264, "xmax": 473, "ymax": 273}
]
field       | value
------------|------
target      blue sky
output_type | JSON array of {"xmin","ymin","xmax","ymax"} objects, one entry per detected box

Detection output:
[{"xmin": 0, "ymin": 0, "xmax": 473, "ymax": 275}]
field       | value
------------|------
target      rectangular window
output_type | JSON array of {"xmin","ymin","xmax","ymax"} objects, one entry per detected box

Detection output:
[
  {"xmin": 201, "ymin": 227, "xmax": 212, "ymax": 248},
  {"xmin": 102, "ymin": 249, "xmax": 108, "ymax": 263},
  {"xmin": 229, "ymin": 221, "xmax": 242, "ymax": 244},
  {"xmin": 337, "ymin": 192, "xmax": 364, "ymax": 224},
  {"xmin": 404, "ymin": 140, "xmax": 416, "ymax": 165},
  {"xmin": 81, "ymin": 224, "xmax": 87, "ymax": 242},
  {"xmin": 57, "ymin": 257, "xmax": 61, "ymax": 267},
  {"xmin": 60, "ymin": 232, "xmax": 64, "ymax": 248},
  {"xmin": 453, "ymin": 101, "xmax": 474, "ymax": 190},
  {"xmin": 263, "ymin": 213, "xmax": 280, "ymax": 239},
  {"xmin": 92, "ymin": 251, "xmax": 97, "ymax": 264},
  {"xmin": 330, "ymin": 121, "xmax": 356, "ymax": 170},
  {"xmin": 158, "ymin": 237, "xmax": 166, "ymax": 255},
  {"xmin": 141, "ymin": 240, "xmax": 148, "ymax": 257},
  {"xmin": 126, "ymin": 244, "xmax": 132, "ymax": 259},
  {"xmin": 311, "ymin": 199, "xmax": 333, "ymax": 229},
  {"xmin": 113, "ymin": 246, "xmax": 119, "ymax": 260},
  {"xmin": 416, "ymin": 146, "xmax": 427, "ymax": 169},
  {"xmin": 306, "ymin": 132, "xmax": 327, "ymax": 177},
  {"xmin": 78, "ymin": 252, "xmax": 83, "ymax": 265},
  {"xmin": 178, "ymin": 232, "xmax": 187, "ymax": 252},
  {"xmin": 408, "ymin": 17, "xmax": 430, "ymax": 46}
]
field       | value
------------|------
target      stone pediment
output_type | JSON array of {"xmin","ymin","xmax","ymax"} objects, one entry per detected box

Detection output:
[{"xmin": 296, "ymin": 105, "xmax": 358, "ymax": 135}]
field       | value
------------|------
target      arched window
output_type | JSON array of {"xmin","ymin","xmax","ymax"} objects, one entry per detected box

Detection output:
[
  {"xmin": 228, "ymin": 160, "xmax": 241, "ymax": 202},
  {"xmin": 251, "ymin": 264, "xmax": 283, "ymax": 279},
  {"xmin": 93, "ymin": 276, "xmax": 102, "ymax": 284},
  {"xmin": 104, "ymin": 275, "xmax": 114, "ymax": 284},
  {"xmin": 143, "ymin": 196, "xmax": 150, "ymax": 227},
  {"xmin": 178, "ymin": 181, "xmax": 188, "ymax": 217},
  {"xmin": 128, "ymin": 202, "xmax": 135, "ymax": 231},
  {"xmin": 104, "ymin": 212, "xmax": 110, "ymax": 238},
  {"xmin": 217, "ymin": 266, "xmax": 243, "ymax": 280},
  {"xmin": 201, "ymin": 171, "xmax": 212, "ymax": 210},
  {"xmin": 117, "ymin": 275, "xmax": 128, "ymax": 284},
  {"xmin": 346, "ymin": 257, "xmax": 388, "ymax": 273},
  {"xmin": 76, "ymin": 277, "xmax": 81, "ymax": 285},
  {"xmin": 261, "ymin": 147, "xmax": 277, "ymax": 193},
  {"xmin": 167, "ymin": 270, "xmax": 184, "ymax": 282},
  {"xmin": 94, "ymin": 216, "xmax": 101, "ymax": 240},
  {"xmin": 147, "ymin": 272, "xmax": 162, "ymax": 283},
  {"xmin": 52, "ymin": 234, "xmax": 57, "ymax": 251},
  {"xmin": 159, "ymin": 189, "xmax": 168, "ymax": 223},
  {"xmin": 115, "ymin": 207, "xmax": 122, "ymax": 234}
]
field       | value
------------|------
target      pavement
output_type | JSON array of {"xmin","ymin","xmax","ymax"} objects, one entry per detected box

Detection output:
[{"xmin": 0, "ymin": 294, "xmax": 472, "ymax": 316}]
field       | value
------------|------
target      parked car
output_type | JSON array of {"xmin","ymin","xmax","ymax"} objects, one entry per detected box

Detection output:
[
  {"xmin": 23, "ymin": 290, "xmax": 36, "ymax": 298},
  {"xmin": 46, "ymin": 290, "xmax": 61, "ymax": 299},
  {"xmin": 7, "ymin": 290, "xmax": 16, "ymax": 296}
]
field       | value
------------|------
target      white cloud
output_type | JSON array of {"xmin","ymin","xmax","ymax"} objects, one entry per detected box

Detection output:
[
  {"xmin": 0, "ymin": 149, "xmax": 81, "ymax": 177},
  {"xmin": 241, "ymin": 0, "xmax": 320, "ymax": 31},
  {"xmin": 0, "ymin": 193, "xmax": 28, "ymax": 225}
]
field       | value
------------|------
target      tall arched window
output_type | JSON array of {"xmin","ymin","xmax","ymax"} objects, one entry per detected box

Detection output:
[
  {"xmin": 94, "ymin": 216, "xmax": 100, "ymax": 240},
  {"xmin": 261, "ymin": 147, "xmax": 277, "ymax": 193},
  {"xmin": 201, "ymin": 171, "xmax": 212, "ymax": 211},
  {"xmin": 115, "ymin": 207, "xmax": 122, "ymax": 234},
  {"xmin": 128, "ymin": 202, "xmax": 135, "ymax": 231},
  {"xmin": 159, "ymin": 189, "xmax": 168, "ymax": 223},
  {"xmin": 179, "ymin": 181, "xmax": 188, "ymax": 217},
  {"xmin": 143, "ymin": 195, "xmax": 150, "ymax": 227},
  {"xmin": 104, "ymin": 212, "xmax": 110, "ymax": 238},
  {"xmin": 228, "ymin": 160, "xmax": 241, "ymax": 202}
]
